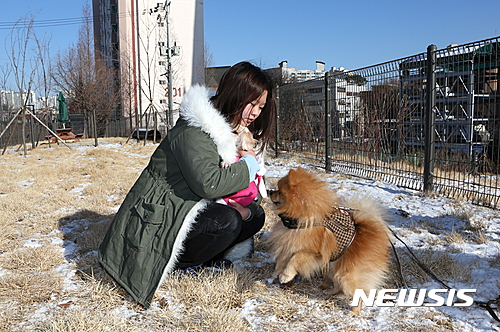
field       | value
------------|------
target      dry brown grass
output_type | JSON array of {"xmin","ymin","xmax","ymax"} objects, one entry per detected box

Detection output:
[
  {"xmin": 444, "ymin": 230, "xmax": 467, "ymax": 244},
  {"xmin": 0, "ymin": 271, "xmax": 63, "ymax": 305},
  {"xmin": 474, "ymin": 231, "xmax": 490, "ymax": 244},
  {"xmin": 0, "ymin": 139, "xmax": 155, "ymax": 331},
  {"xmin": 0, "ymin": 138, "xmax": 481, "ymax": 331},
  {"xmin": 157, "ymin": 269, "xmax": 254, "ymax": 331},
  {"xmin": 388, "ymin": 247, "xmax": 475, "ymax": 287}
]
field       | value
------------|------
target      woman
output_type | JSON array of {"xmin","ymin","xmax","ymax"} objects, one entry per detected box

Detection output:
[{"xmin": 98, "ymin": 61, "xmax": 276, "ymax": 308}]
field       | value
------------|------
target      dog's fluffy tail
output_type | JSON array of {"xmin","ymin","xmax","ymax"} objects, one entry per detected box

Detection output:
[{"xmin": 344, "ymin": 194, "xmax": 389, "ymax": 233}]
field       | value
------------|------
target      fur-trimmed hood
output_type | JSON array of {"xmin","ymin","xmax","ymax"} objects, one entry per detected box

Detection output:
[{"xmin": 180, "ymin": 85, "xmax": 238, "ymax": 164}]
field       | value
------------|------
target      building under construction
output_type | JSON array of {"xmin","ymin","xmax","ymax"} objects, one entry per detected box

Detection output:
[{"xmin": 399, "ymin": 42, "xmax": 500, "ymax": 159}]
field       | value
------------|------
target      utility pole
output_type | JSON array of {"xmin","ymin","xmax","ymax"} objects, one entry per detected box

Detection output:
[
  {"xmin": 151, "ymin": 1, "xmax": 179, "ymax": 129},
  {"xmin": 165, "ymin": 1, "xmax": 174, "ymax": 128}
]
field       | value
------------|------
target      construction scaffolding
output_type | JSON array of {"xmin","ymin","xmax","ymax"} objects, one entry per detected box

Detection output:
[{"xmin": 276, "ymin": 36, "xmax": 500, "ymax": 209}]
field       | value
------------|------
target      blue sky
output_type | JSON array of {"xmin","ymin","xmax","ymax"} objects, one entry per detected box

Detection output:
[
  {"xmin": 1, "ymin": 0, "xmax": 499, "ymax": 81},
  {"xmin": 0, "ymin": 0, "xmax": 88, "ymax": 63},
  {"xmin": 204, "ymin": 0, "xmax": 500, "ymax": 71}
]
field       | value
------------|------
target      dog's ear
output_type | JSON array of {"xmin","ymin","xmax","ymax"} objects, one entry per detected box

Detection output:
[
  {"xmin": 287, "ymin": 168, "xmax": 301, "ymax": 186},
  {"xmin": 288, "ymin": 167, "xmax": 315, "ymax": 187},
  {"xmin": 290, "ymin": 167, "xmax": 306, "ymax": 181}
]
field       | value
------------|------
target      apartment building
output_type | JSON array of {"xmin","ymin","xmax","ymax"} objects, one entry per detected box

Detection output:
[
  {"xmin": 92, "ymin": 0, "xmax": 204, "ymax": 129},
  {"xmin": 0, "ymin": 90, "xmax": 36, "ymax": 112},
  {"xmin": 277, "ymin": 60, "xmax": 326, "ymax": 83}
]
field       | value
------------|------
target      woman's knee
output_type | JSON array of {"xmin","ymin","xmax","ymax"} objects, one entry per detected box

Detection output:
[
  {"xmin": 249, "ymin": 206, "xmax": 266, "ymax": 232},
  {"xmin": 218, "ymin": 207, "xmax": 242, "ymax": 234},
  {"xmin": 198, "ymin": 203, "xmax": 242, "ymax": 233}
]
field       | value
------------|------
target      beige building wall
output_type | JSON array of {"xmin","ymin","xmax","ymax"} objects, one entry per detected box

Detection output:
[{"xmin": 93, "ymin": 0, "xmax": 204, "ymax": 130}]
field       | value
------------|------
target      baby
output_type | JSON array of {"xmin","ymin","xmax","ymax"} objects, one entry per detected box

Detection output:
[
  {"xmin": 235, "ymin": 124, "xmax": 256, "ymax": 152},
  {"xmin": 218, "ymin": 125, "xmax": 267, "ymax": 207}
]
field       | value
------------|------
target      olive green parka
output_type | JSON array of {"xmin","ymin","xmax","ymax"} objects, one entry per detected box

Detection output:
[{"xmin": 98, "ymin": 85, "xmax": 261, "ymax": 308}]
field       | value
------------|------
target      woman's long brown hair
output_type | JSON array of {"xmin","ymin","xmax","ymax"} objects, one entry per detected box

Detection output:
[{"xmin": 210, "ymin": 61, "xmax": 276, "ymax": 152}]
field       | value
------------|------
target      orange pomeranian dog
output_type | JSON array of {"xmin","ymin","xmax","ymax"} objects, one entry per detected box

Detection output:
[{"xmin": 267, "ymin": 167, "xmax": 392, "ymax": 315}]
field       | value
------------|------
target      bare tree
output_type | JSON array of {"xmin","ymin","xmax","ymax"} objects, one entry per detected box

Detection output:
[
  {"xmin": 34, "ymin": 32, "xmax": 53, "ymax": 115},
  {"xmin": 51, "ymin": 4, "xmax": 117, "ymax": 138},
  {"xmin": 0, "ymin": 64, "xmax": 12, "ymax": 91},
  {"xmin": 0, "ymin": 64, "xmax": 13, "ymax": 113},
  {"xmin": 204, "ymin": 42, "xmax": 217, "ymax": 88},
  {"xmin": 359, "ymin": 83, "xmax": 400, "ymax": 156},
  {"xmin": 123, "ymin": 8, "xmax": 179, "ymax": 136},
  {"xmin": 135, "ymin": 11, "xmax": 174, "ymax": 130},
  {"xmin": 198, "ymin": 41, "xmax": 212, "ymax": 84},
  {"xmin": 5, "ymin": 14, "xmax": 41, "ymax": 154},
  {"xmin": 7, "ymin": 15, "xmax": 39, "ymax": 105},
  {"xmin": 117, "ymin": 51, "xmax": 136, "ymax": 135}
]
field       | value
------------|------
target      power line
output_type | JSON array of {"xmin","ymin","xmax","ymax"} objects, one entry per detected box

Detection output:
[
  {"xmin": 0, "ymin": 12, "xmax": 132, "ymax": 30},
  {"xmin": 0, "ymin": 17, "xmax": 88, "ymax": 30}
]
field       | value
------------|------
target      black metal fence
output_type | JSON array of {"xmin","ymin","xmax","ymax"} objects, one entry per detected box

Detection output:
[
  {"xmin": 2, "ymin": 36, "xmax": 499, "ymax": 208},
  {"xmin": 277, "ymin": 36, "xmax": 500, "ymax": 209}
]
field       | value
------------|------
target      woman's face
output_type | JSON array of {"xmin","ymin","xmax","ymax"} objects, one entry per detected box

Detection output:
[{"xmin": 240, "ymin": 90, "xmax": 268, "ymax": 127}]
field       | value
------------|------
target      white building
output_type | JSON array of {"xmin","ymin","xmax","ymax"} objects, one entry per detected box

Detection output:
[
  {"xmin": 0, "ymin": 90, "xmax": 36, "ymax": 112},
  {"xmin": 328, "ymin": 67, "xmax": 367, "ymax": 137},
  {"xmin": 274, "ymin": 63, "xmax": 367, "ymax": 139},
  {"xmin": 279, "ymin": 61, "xmax": 326, "ymax": 83},
  {"xmin": 35, "ymin": 95, "xmax": 58, "ymax": 112},
  {"xmin": 92, "ymin": 0, "xmax": 204, "ymax": 130}
]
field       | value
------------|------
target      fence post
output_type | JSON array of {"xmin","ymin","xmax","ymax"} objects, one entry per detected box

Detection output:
[
  {"xmin": 325, "ymin": 72, "xmax": 332, "ymax": 172},
  {"xmin": 275, "ymin": 85, "xmax": 280, "ymax": 158},
  {"xmin": 424, "ymin": 44, "xmax": 437, "ymax": 192},
  {"xmin": 472, "ymin": 149, "xmax": 478, "ymax": 175},
  {"xmin": 93, "ymin": 109, "xmax": 98, "ymax": 147},
  {"xmin": 22, "ymin": 107, "xmax": 27, "ymax": 156}
]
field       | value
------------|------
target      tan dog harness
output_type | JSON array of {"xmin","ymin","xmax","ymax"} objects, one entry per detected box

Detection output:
[
  {"xmin": 323, "ymin": 208, "xmax": 357, "ymax": 261},
  {"xmin": 279, "ymin": 207, "xmax": 357, "ymax": 261}
]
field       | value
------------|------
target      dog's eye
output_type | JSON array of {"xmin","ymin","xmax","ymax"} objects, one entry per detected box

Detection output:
[{"xmin": 267, "ymin": 189, "xmax": 278, "ymax": 196}]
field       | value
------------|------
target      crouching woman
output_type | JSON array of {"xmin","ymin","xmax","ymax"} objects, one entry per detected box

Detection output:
[{"xmin": 98, "ymin": 61, "xmax": 276, "ymax": 308}]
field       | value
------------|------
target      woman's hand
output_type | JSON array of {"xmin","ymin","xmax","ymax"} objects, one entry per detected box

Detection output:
[
  {"xmin": 228, "ymin": 199, "xmax": 251, "ymax": 220},
  {"xmin": 239, "ymin": 149, "xmax": 256, "ymax": 159}
]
